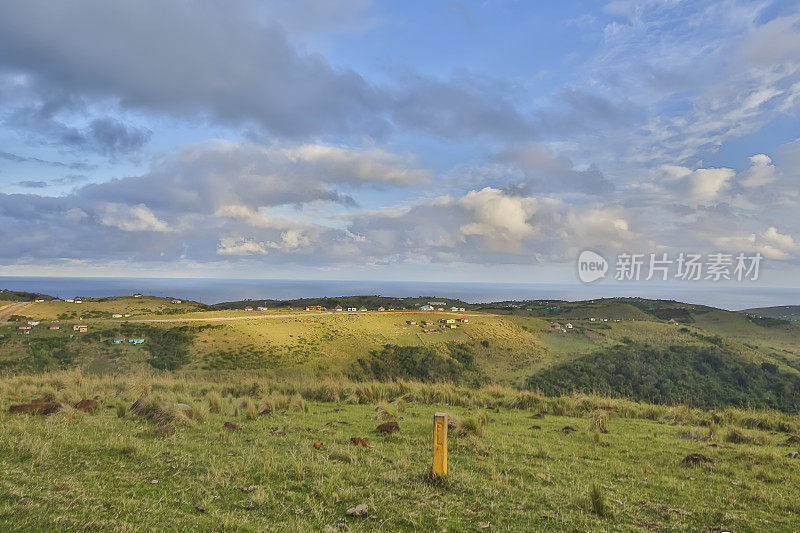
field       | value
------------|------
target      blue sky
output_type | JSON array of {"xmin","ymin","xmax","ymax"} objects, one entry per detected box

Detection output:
[{"xmin": 0, "ymin": 0, "xmax": 799, "ymax": 287}]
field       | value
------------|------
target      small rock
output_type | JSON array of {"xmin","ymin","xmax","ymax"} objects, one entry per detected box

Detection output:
[
  {"xmin": 154, "ymin": 424, "xmax": 175, "ymax": 437},
  {"xmin": 175, "ymin": 403, "xmax": 194, "ymax": 419},
  {"xmin": 682, "ymin": 453, "xmax": 714, "ymax": 466},
  {"xmin": 787, "ymin": 451, "xmax": 799, "ymax": 458},
  {"xmin": 346, "ymin": 503, "xmax": 368, "ymax": 516},
  {"xmin": 150, "ymin": 479, "xmax": 159, "ymax": 484},
  {"xmin": 74, "ymin": 399, "xmax": 99, "ymax": 412},
  {"xmin": 258, "ymin": 408, "xmax": 273, "ymax": 416},
  {"xmin": 376, "ymin": 421, "xmax": 400, "ymax": 434},
  {"xmin": 223, "ymin": 421, "xmax": 243, "ymax": 431}
]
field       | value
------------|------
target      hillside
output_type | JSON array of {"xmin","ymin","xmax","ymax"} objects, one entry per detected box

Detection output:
[
  {"xmin": 2, "ymin": 295, "xmax": 800, "ymax": 411},
  {"xmin": 741, "ymin": 305, "xmax": 800, "ymax": 322},
  {"xmin": 2, "ymin": 372, "xmax": 800, "ymax": 531},
  {"xmin": 213, "ymin": 295, "xmax": 472, "ymax": 311}
]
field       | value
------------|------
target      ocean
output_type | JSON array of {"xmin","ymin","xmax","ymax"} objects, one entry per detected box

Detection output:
[{"xmin": 1, "ymin": 276, "xmax": 798, "ymax": 310}]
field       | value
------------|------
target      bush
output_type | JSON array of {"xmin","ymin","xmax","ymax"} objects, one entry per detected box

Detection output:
[{"xmin": 207, "ymin": 391, "xmax": 222, "ymax": 414}]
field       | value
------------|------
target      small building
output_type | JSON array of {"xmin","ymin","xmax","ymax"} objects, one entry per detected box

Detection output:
[
  {"xmin": 334, "ymin": 306, "xmax": 343, "ymax": 312},
  {"xmin": 133, "ymin": 293, "xmax": 143, "ymax": 298},
  {"xmin": 112, "ymin": 314, "xmax": 123, "ymax": 318},
  {"xmin": 347, "ymin": 307, "xmax": 357, "ymax": 312},
  {"xmin": 123, "ymin": 313, "xmax": 132, "ymax": 318},
  {"xmin": 112, "ymin": 336, "xmax": 125, "ymax": 344},
  {"xmin": 457, "ymin": 318, "xmax": 469, "ymax": 323},
  {"xmin": 565, "ymin": 323, "xmax": 573, "ymax": 329},
  {"xmin": 73, "ymin": 325, "xmax": 88, "ymax": 333},
  {"xmin": 419, "ymin": 305, "xmax": 434, "ymax": 311},
  {"xmin": 448, "ymin": 324, "xmax": 457, "ymax": 329},
  {"xmin": 27, "ymin": 320, "xmax": 40, "ymax": 326},
  {"xmin": 74, "ymin": 299, "xmax": 83, "ymax": 304},
  {"xmin": 406, "ymin": 320, "xmax": 417, "ymax": 325},
  {"xmin": 668, "ymin": 318, "xmax": 679, "ymax": 325},
  {"xmin": 450, "ymin": 306, "xmax": 466, "ymax": 312},
  {"xmin": 377, "ymin": 306, "xmax": 386, "ymax": 312},
  {"xmin": 34, "ymin": 299, "xmax": 44, "ymax": 303},
  {"xmin": 440, "ymin": 318, "xmax": 455, "ymax": 324},
  {"xmin": 65, "ymin": 299, "xmax": 74, "ymax": 303},
  {"xmin": 129, "ymin": 338, "xmax": 145, "ymax": 345},
  {"xmin": 589, "ymin": 317, "xmax": 596, "ymax": 322},
  {"xmin": 49, "ymin": 325, "xmax": 60, "ymax": 330},
  {"xmin": 172, "ymin": 299, "xmax": 182, "ymax": 304},
  {"xmin": 359, "ymin": 307, "xmax": 368, "ymax": 312},
  {"xmin": 422, "ymin": 321, "xmax": 435, "ymax": 326},
  {"xmin": 244, "ymin": 307, "xmax": 254, "ymax": 311},
  {"xmin": 18, "ymin": 325, "xmax": 31, "ymax": 330},
  {"xmin": 257, "ymin": 306, "xmax": 269, "ymax": 311}
]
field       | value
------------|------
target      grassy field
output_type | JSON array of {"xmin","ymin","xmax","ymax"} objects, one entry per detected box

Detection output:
[{"xmin": 1, "ymin": 372, "xmax": 799, "ymax": 531}]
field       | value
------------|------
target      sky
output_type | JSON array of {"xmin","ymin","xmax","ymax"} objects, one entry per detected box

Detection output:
[{"xmin": 1, "ymin": 0, "xmax": 799, "ymax": 288}]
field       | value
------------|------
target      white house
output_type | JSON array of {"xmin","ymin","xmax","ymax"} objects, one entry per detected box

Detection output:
[
  {"xmin": 565, "ymin": 323, "xmax": 573, "ymax": 329},
  {"xmin": 419, "ymin": 305, "xmax": 434, "ymax": 311}
]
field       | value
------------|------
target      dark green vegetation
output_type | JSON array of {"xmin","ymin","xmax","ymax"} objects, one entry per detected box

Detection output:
[
  {"xmin": 526, "ymin": 342, "xmax": 800, "ymax": 412},
  {"xmin": 351, "ymin": 343, "xmax": 481, "ymax": 384},
  {"xmin": 213, "ymin": 295, "xmax": 471, "ymax": 311},
  {"xmin": 0, "ymin": 289, "xmax": 54, "ymax": 301}
]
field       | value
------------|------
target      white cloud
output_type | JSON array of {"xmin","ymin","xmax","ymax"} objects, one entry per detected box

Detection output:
[
  {"xmin": 458, "ymin": 188, "xmax": 539, "ymax": 252},
  {"xmin": 99, "ymin": 203, "xmax": 170, "ymax": 232},
  {"xmin": 739, "ymin": 153, "xmax": 779, "ymax": 188},
  {"xmin": 216, "ymin": 238, "xmax": 270, "ymax": 256}
]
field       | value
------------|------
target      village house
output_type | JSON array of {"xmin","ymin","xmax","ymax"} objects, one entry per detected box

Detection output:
[
  {"xmin": 34, "ymin": 299, "xmax": 44, "ymax": 303},
  {"xmin": 440, "ymin": 318, "xmax": 456, "ymax": 324},
  {"xmin": 668, "ymin": 318, "xmax": 679, "ymax": 325},
  {"xmin": 457, "ymin": 318, "xmax": 468, "ymax": 323},
  {"xmin": 377, "ymin": 306, "xmax": 386, "ymax": 311},
  {"xmin": 419, "ymin": 305, "xmax": 433, "ymax": 311},
  {"xmin": 334, "ymin": 306, "xmax": 343, "ymax": 312},
  {"xmin": 123, "ymin": 313, "xmax": 132, "ymax": 318},
  {"xmin": 133, "ymin": 293, "xmax": 143, "ymax": 298},
  {"xmin": 65, "ymin": 299, "xmax": 74, "ymax": 303},
  {"xmin": 406, "ymin": 320, "xmax": 417, "ymax": 325},
  {"xmin": 244, "ymin": 307, "xmax": 254, "ymax": 311},
  {"xmin": 113, "ymin": 336, "xmax": 125, "ymax": 344},
  {"xmin": 18, "ymin": 325, "xmax": 31, "ymax": 330},
  {"xmin": 73, "ymin": 325, "xmax": 88, "ymax": 333},
  {"xmin": 112, "ymin": 314, "xmax": 123, "ymax": 318},
  {"xmin": 589, "ymin": 317, "xmax": 596, "ymax": 322},
  {"xmin": 129, "ymin": 338, "xmax": 145, "ymax": 345},
  {"xmin": 49, "ymin": 325, "xmax": 60, "ymax": 330},
  {"xmin": 172, "ymin": 299, "xmax": 182, "ymax": 304},
  {"xmin": 347, "ymin": 307, "xmax": 357, "ymax": 312},
  {"xmin": 27, "ymin": 320, "xmax": 40, "ymax": 326},
  {"xmin": 422, "ymin": 321, "xmax": 435, "ymax": 326},
  {"xmin": 450, "ymin": 306, "xmax": 466, "ymax": 312},
  {"xmin": 359, "ymin": 307, "xmax": 368, "ymax": 312},
  {"xmin": 566, "ymin": 323, "xmax": 573, "ymax": 329},
  {"xmin": 257, "ymin": 306, "xmax": 269, "ymax": 311}
]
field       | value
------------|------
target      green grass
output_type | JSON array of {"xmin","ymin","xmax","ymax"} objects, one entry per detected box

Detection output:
[{"xmin": 1, "ymin": 373, "xmax": 799, "ymax": 531}]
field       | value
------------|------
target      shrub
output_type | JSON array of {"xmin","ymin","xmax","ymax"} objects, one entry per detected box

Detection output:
[
  {"xmin": 456, "ymin": 415, "xmax": 484, "ymax": 437},
  {"xmin": 116, "ymin": 402, "xmax": 127, "ymax": 419},
  {"xmin": 589, "ymin": 482, "xmax": 609, "ymax": 517},
  {"xmin": 289, "ymin": 393, "xmax": 306, "ymax": 413},
  {"xmin": 589, "ymin": 410, "xmax": 608, "ymax": 433},
  {"xmin": 207, "ymin": 391, "xmax": 222, "ymax": 413},
  {"xmin": 243, "ymin": 398, "xmax": 258, "ymax": 420}
]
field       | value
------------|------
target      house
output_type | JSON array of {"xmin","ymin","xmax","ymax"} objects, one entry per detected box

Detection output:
[
  {"xmin": 112, "ymin": 314, "xmax": 123, "ymax": 318},
  {"xmin": 129, "ymin": 338, "xmax": 145, "ymax": 345},
  {"xmin": 347, "ymin": 307, "xmax": 358, "ymax": 312},
  {"xmin": 65, "ymin": 299, "xmax": 74, "ymax": 303},
  {"xmin": 589, "ymin": 317, "xmax": 596, "ymax": 322},
  {"xmin": 133, "ymin": 293, "xmax": 143, "ymax": 298},
  {"xmin": 561, "ymin": 328, "xmax": 567, "ymax": 333},
  {"xmin": 422, "ymin": 321, "xmax": 435, "ymax": 326},
  {"xmin": 377, "ymin": 306, "xmax": 386, "ymax": 312},
  {"xmin": 602, "ymin": 318, "xmax": 608, "ymax": 322},
  {"xmin": 18, "ymin": 325, "xmax": 31, "ymax": 330},
  {"xmin": 440, "ymin": 318, "xmax": 455, "ymax": 324},
  {"xmin": 565, "ymin": 323, "xmax": 573, "ymax": 329},
  {"xmin": 359, "ymin": 307, "xmax": 368, "ymax": 312},
  {"xmin": 334, "ymin": 306, "xmax": 343, "ymax": 312},
  {"xmin": 73, "ymin": 325, "xmax": 88, "ymax": 333},
  {"xmin": 668, "ymin": 318, "xmax": 679, "ymax": 325},
  {"xmin": 448, "ymin": 324, "xmax": 457, "ymax": 329},
  {"xmin": 450, "ymin": 306, "xmax": 466, "ymax": 312},
  {"xmin": 550, "ymin": 321, "xmax": 561, "ymax": 329},
  {"xmin": 172, "ymin": 299, "xmax": 182, "ymax": 304},
  {"xmin": 123, "ymin": 313, "xmax": 132, "ymax": 318},
  {"xmin": 406, "ymin": 320, "xmax": 417, "ymax": 325},
  {"xmin": 244, "ymin": 307, "xmax": 254, "ymax": 311},
  {"xmin": 257, "ymin": 307, "xmax": 269, "ymax": 311},
  {"xmin": 27, "ymin": 320, "xmax": 40, "ymax": 326},
  {"xmin": 112, "ymin": 336, "xmax": 125, "ymax": 344},
  {"xmin": 437, "ymin": 308, "xmax": 444, "ymax": 311},
  {"xmin": 74, "ymin": 299, "xmax": 83, "ymax": 304},
  {"xmin": 34, "ymin": 299, "xmax": 44, "ymax": 303},
  {"xmin": 457, "ymin": 318, "xmax": 469, "ymax": 323},
  {"xmin": 49, "ymin": 325, "xmax": 60, "ymax": 330},
  {"xmin": 419, "ymin": 305, "xmax": 434, "ymax": 311}
]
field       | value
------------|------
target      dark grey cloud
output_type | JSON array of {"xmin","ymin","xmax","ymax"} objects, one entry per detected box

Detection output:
[
  {"xmin": 16, "ymin": 180, "xmax": 47, "ymax": 188},
  {"xmin": 0, "ymin": 150, "xmax": 94, "ymax": 170},
  {"xmin": 492, "ymin": 144, "xmax": 615, "ymax": 195}
]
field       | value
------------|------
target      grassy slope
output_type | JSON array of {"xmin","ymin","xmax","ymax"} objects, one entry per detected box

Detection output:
[{"xmin": 1, "ymin": 374, "xmax": 799, "ymax": 532}]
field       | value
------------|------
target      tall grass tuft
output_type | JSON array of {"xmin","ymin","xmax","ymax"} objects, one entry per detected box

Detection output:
[
  {"xmin": 589, "ymin": 482, "xmax": 610, "ymax": 517},
  {"xmin": 207, "ymin": 391, "xmax": 222, "ymax": 414},
  {"xmin": 377, "ymin": 402, "xmax": 399, "ymax": 421},
  {"xmin": 116, "ymin": 402, "xmax": 127, "ymax": 419},
  {"xmin": 243, "ymin": 397, "xmax": 258, "ymax": 420},
  {"xmin": 289, "ymin": 393, "xmax": 306, "ymax": 413},
  {"xmin": 589, "ymin": 410, "xmax": 609, "ymax": 433}
]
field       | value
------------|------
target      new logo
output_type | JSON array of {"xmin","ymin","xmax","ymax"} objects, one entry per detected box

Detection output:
[{"xmin": 577, "ymin": 250, "xmax": 608, "ymax": 283}]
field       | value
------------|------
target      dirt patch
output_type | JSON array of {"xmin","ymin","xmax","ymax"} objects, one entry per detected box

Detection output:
[
  {"xmin": 223, "ymin": 422, "xmax": 243, "ymax": 431},
  {"xmin": 74, "ymin": 399, "xmax": 99, "ymax": 412},
  {"xmin": 376, "ymin": 421, "xmax": 400, "ymax": 434},
  {"xmin": 682, "ymin": 453, "xmax": 714, "ymax": 466},
  {"xmin": 350, "ymin": 437, "xmax": 370, "ymax": 447}
]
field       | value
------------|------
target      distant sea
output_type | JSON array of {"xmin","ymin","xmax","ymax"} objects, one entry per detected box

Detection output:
[{"xmin": 1, "ymin": 276, "xmax": 799, "ymax": 310}]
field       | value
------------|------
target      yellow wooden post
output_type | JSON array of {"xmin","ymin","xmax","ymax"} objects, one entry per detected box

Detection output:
[{"xmin": 432, "ymin": 412, "xmax": 448, "ymax": 477}]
